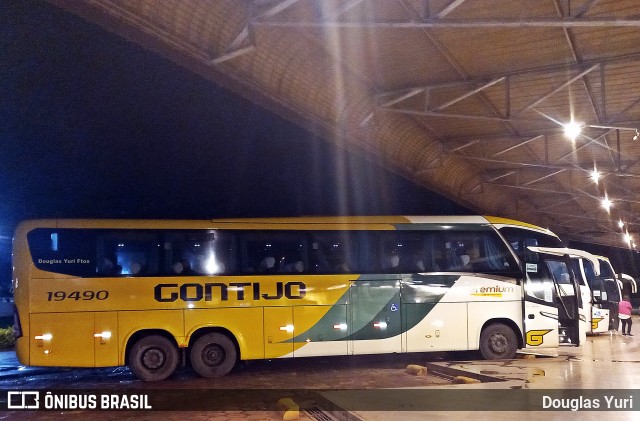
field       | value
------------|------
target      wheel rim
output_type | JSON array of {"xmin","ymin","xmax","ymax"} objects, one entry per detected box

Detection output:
[
  {"xmin": 201, "ymin": 343, "xmax": 225, "ymax": 367},
  {"xmin": 142, "ymin": 347, "xmax": 166, "ymax": 370},
  {"xmin": 489, "ymin": 333, "xmax": 508, "ymax": 355}
]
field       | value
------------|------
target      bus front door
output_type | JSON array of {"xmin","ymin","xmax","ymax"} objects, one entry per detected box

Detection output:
[
  {"xmin": 550, "ymin": 257, "xmax": 582, "ymax": 346},
  {"xmin": 523, "ymin": 256, "xmax": 581, "ymax": 348},
  {"xmin": 603, "ymin": 278, "xmax": 621, "ymax": 331}
]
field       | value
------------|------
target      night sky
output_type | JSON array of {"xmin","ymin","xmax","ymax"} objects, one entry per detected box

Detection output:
[{"xmin": 0, "ymin": 0, "xmax": 474, "ymax": 289}]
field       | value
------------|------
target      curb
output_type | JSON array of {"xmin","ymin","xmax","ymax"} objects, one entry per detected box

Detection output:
[{"xmin": 424, "ymin": 362, "xmax": 504, "ymax": 383}]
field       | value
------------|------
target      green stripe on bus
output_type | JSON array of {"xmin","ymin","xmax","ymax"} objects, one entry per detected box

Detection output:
[{"xmin": 289, "ymin": 274, "xmax": 460, "ymax": 343}]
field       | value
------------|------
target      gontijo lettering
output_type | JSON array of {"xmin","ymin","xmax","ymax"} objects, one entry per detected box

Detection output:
[{"xmin": 154, "ymin": 281, "xmax": 307, "ymax": 302}]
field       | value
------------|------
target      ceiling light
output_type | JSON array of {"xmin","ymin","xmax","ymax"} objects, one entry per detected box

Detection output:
[
  {"xmin": 619, "ymin": 220, "xmax": 625, "ymax": 228},
  {"xmin": 563, "ymin": 121, "xmax": 582, "ymax": 142},
  {"xmin": 590, "ymin": 169, "xmax": 600, "ymax": 183},
  {"xmin": 624, "ymin": 232, "xmax": 632, "ymax": 244},
  {"xmin": 601, "ymin": 196, "xmax": 612, "ymax": 212}
]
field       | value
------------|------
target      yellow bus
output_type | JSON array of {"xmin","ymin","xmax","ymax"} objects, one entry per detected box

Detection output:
[{"xmin": 12, "ymin": 216, "xmax": 584, "ymax": 381}]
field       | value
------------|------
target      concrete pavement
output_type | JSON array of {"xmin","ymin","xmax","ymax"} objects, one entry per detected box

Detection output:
[
  {"xmin": 1, "ymin": 322, "xmax": 639, "ymax": 420},
  {"xmin": 330, "ymin": 323, "xmax": 640, "ymax": 420}
]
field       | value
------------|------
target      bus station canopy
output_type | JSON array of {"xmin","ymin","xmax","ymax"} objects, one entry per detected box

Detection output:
[{"xmin": 49, "ymin": 0, "xmax": 640, "ymax": 249}]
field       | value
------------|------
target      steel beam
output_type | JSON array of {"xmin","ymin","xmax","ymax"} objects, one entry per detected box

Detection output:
[
  {"xmin": 522, "ymin": 169, "xmax": 566, "ymax": 186},
  {"xmin": 253, "ymin": 18, "xmax": 640, "ymax": 29},
  {"xmin": 490, "ymin": 135, "xmax": 544, "ymax": 158},
  {"xmin": 517, "ymin": 64, "xmax": 600, "ymax": 114},
  {"xmin": 258, "ymin": 0, "xmax": 302, "ymax": 18},
  {"xmin": 432, "ymin": 77, "xmax": 505, "ymax": 111},
  {"xmin": 322, "ymin": 0, "xmax": 365, "ymax": 19},
  {"xmin": 434, "ymin": 0, "xmax": 469, "ymax": 19}
]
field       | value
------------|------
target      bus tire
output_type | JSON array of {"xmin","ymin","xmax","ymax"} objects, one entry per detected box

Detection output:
[
  {"xmin": 128, "ymin": 335, "xmax": 179, "ymax": 382},
  {"xmin": 190, "ymin": 332, "xmax": 237, "ymax": 378},
  {"xmin": 479, "ymin": 323, "xmax": 517, "ymax": 360}
]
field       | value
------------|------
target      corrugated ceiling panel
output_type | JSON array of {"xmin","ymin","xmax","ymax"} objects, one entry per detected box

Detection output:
[
  {"xmin": 46, "ymin": 0, "xmax": 640, "ymax": 247},
  {"xmin": 431, "ymin": 28, "xmax": 574, "ymax": 75}
]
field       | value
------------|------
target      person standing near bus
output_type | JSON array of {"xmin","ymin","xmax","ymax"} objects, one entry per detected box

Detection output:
[{"xmin": 619, "ymin": 296, "xmax": 633, "ymax": 336}]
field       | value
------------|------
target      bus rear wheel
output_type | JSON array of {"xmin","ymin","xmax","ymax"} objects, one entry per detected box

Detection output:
[
  {"xmin": 190, "ymin": 332, "xmax": 237, "ymax": 378},
  {"xmin": 480, "ymin": 323, "xmax": 517, "ymax": 360},
  {"xmin": 128, "ymin": 335, "xmax": 179, "ymax": 381}
]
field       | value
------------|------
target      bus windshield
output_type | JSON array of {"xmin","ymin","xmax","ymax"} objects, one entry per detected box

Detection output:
[
  {"xmin": 571, "ymin": 259, "xmax": 587, "ymax": 286},
  {"xmin": 598, "ymin": 259, "xmax": 615, "ymax": 278},
  {"xmin": 498, "ymin": 227, "xmax": 564, "ymax": 258}
]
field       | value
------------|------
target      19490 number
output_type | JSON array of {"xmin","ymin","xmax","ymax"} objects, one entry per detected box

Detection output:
[{"xmin": 47, "ymin": 291, "xmax": 109, "ymax": 301}]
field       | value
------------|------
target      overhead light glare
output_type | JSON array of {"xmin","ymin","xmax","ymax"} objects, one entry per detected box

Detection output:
[
  {"xmin": 563, "ymin": 121, "xmax": 582, "ymax": 141},
  {"xmin": 590, "ymin": 169, "xmax": 600, "ymax": 183},
  {"xmin": 601, "ymin": 196, "xmax": 612, "ymax": 212},
  {"xmin": 634, "ymin": 130, "xmax": 639, "ymax": 141},
  {"xmin": 619, "ymin": 220, "xmax": 625, "ymax": 229},
  {"xmin": 624, "ymin": 232, "xmax": 633, "ymax": 244}
]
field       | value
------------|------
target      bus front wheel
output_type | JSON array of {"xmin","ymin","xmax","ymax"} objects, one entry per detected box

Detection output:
[
  {"xmin": 479, "ymin": 323, "xmax": 517, "ymax": 360},
  {"xmin": 128, "ymin": 335, "xmax": 179, "ymax": 381},
  {"xmin": 190, "ymin": 332, "xmax": 237, "ymax": 378}
]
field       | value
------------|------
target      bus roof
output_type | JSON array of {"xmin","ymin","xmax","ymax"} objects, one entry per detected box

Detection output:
[
  {"xmin": 15, "ymin": 215, "xmax": 551, "ymax": 232},
  {"xmin": 593, "ymin": 254, "xmax": 611, "ymax": 262},
  {"xmin": 483, "ymin": 216, "xmax": 557, "ymax": 237}
]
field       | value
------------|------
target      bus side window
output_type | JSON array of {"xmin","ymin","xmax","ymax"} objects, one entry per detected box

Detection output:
[
  {"xmin": 276, "ymin": 234, "xmax": 307, "ymax": 273},
  {"xmin": 27, "ymin": 229, "xmax": 96, "ymax": 277},
  {"xmin": 310, "ymin": 240, "xmax": 331, "ymax": 273},
  {"xmin": 240, "ymin": 235, "xmax": 266, "ymax": 273},
  {"xmin": 422, "ymin": 233, "xmax": 443, "ymax": 271},
  {"xmin": 438, "ymin": 231, "xmax": 519, "ymax": 274},
  {"xmin": 97, "ymin": 251, "xmax": 122, "ymax": 275},
  {"xmin": 443, "ymin": 239, "xmax": 466, "ymax": 271},
  {"xmin": 353, "ymin": 232, "xmax": 378, "ymax": 273},
  {"xmin": 164, "ymin": 231, "xmax": 235, "ymax": 276},
  {"xmin": 96, "ymin": 231, "xmax": 160, "ymax": 276},
  {"xmin": 241, "ymin": 232, "xmax": 308, "ymax": 274},
  {"xmin": 379, "ymin": 232, "xmax": 428, "ymax": 274},
  {"xmin": 310, "ymin": 232, "xmax": 354, "ymax": 274}
]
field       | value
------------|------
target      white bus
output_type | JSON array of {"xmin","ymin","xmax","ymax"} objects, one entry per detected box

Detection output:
[
  {"xmin": 571, "ymin": 257, "xmax": 608, "ymax": 334},
  {"xmin": 491, "ymin": 220, "xmax": 597, "ymax": 346},
  {"xmin": 618, "ymin": 273, "xmax": 637, "ymax": 300},
  {"xmin": 578, "ymin": 256, "xmax": 624, "ymax": 332}
]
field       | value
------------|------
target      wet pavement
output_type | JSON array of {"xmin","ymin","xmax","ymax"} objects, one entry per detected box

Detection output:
[
  {"xmin": 0, "ymin": 351, "xmax": 452, "ymax": 388},
  {"xmin": 0, "ymin": 351, "xmax": 451, "ymax": 420},
  {"xmin": 0, "ymin": 324, "xmax": 639, "ymax": 420},
  {"xmin": 342, "ymin": 325, "xmax": 640, "ymax": 421}
]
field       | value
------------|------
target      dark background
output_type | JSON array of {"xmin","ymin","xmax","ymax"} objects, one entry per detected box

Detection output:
[
  {"xmin": 0, "ymin": 0, "xmax": 472, "ymax": 292},
  {"xmin": 1, "ymin": 0, "xmax": 638, "ymax": 295}
]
